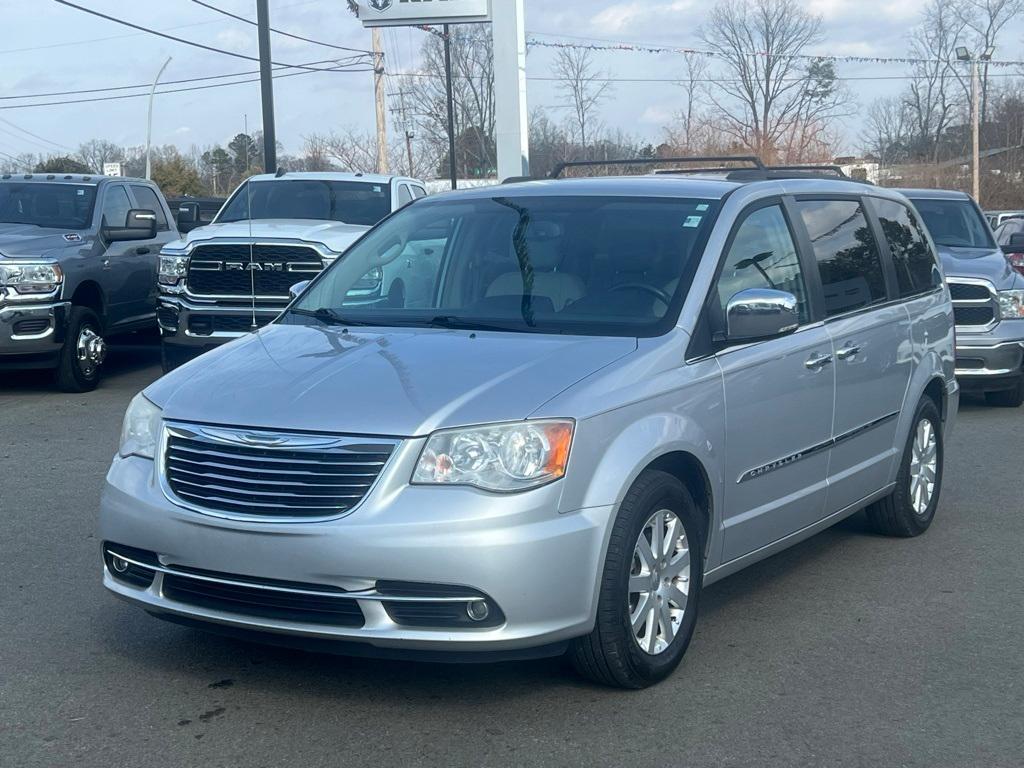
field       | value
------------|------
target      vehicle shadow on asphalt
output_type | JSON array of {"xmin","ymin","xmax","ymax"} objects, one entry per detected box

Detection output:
[{"xmin": 0, "ymin": 331, "xmax": 160, "ymax": 394}]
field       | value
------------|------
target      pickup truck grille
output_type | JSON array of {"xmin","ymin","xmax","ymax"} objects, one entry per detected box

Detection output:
[
  {"xmin": 947, "ymin": 278, "xmax": 997, "ymax": 330},
  {"xmin": 186, "ymin": 244, "xmax": 323, "ymax": 298},
  {"xmin": 163, "ymin": 425, "xmax": 397, "ymax": 520}
]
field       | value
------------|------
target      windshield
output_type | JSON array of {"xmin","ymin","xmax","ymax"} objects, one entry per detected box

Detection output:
[
  {"xmin": 217, "ymin": 179, "xmax": 391, "ymax": 226},
  {"xmin": 286, "ymin": 195, "xmax": 720, "ymax": 338},
  {"xmin": 0, "ymin": 183, "xmax": 97, "ymax": 229},
  {"xmin": 909, "ymin": 198, "xmax": 995, "ymax": 249}
]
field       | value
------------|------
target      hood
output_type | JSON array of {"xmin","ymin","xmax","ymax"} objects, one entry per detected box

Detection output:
[
  {"xmin": 145, "ymin": 323, "xmax": 637, "ymax": 437},
  {"xmin": 938, "ymin": 245, "xmax": 1018, "ymax": 286},
  {"xmin": 0, "ymin": 223, "xmax": 86, "ymax": 258},
  {"xmin": 174, "ymin": 219, "xmax": 370, "ymax": 255}
]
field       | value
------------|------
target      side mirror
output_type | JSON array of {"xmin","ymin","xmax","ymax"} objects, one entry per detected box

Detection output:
[
  {"xmin": 726, "ymin": 288, "xmax": 800, "ymax": 342},
  {"xmin": 105, "ymin": 209, "xmax": 157, "ymax": 242},
  {"xmin": 289, "ymin": 280, "xmax": 311, "ymax": 300},
  {"xmin": 1002, "ymin": 232, "xmax": 1024, "ymax": 254}
]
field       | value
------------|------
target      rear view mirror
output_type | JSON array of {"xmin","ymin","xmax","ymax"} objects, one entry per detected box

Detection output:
[
  {"xmin": 726, "ymin": 288, "xmax": 800, "ymax": 342},
  {"xmin": 105, "ymin": 209, "xmax": 157, "ymax": 242}
]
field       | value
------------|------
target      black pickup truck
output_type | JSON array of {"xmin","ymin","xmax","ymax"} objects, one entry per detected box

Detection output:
[{"xmin": 0, "ymin": 173, "xmax": 179, "ymax": 391}]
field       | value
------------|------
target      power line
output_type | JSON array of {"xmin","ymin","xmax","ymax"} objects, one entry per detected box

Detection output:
[
  {"xmin": 0, "ymin": 116, "xmax": 71, "ymax": 151},
  {"xmin": 0, "ymin": 64, "xmax": 372, "ymax": 111},
  {"xmin": 389, "ymin": 70, "xmax": 1024, "ymax": 84},
  {"xmin": 0, "ymin": 58, "xmax": 366, "ymax": 101},
  {"xmin": 189, "ymin": 0, "xmax": 373, "ymax": 54},
  {"xmin": 50, "ymin": 0, "xmax": 356, "ymax": 73}
]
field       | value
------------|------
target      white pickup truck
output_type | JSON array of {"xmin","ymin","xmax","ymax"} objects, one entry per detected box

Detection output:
[{"xmin": 156, "ymin": 171, "xmax": 426, "ymax": 371}]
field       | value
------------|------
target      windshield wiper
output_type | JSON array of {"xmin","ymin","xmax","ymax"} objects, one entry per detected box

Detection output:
[
  {"xmin": 288, "ymin": 308, "xmax": 377, "ymax": 327},
  {"xmin": 426, "ymin": 315, "xmax": 534, "ymax": 333}
]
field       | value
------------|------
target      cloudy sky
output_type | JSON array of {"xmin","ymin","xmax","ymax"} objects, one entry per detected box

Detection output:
[{"xmin": 1, "ymin": 0, "xmax": 1020, "ymax": 165}]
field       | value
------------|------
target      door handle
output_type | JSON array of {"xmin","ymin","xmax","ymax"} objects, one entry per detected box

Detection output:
[
  {"xmin": 836, "ymin": 344, "xmax": 862, "ymax": 361},
  {"xmin": 805, "ymin": 352, "xmax": 833, "ymax": 371},
  {"xmin": 135, "ymin": 246, "xmax": 151, "ymax": 255}
]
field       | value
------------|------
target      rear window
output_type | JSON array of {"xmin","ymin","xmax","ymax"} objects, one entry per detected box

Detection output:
[
  {"xmin": 873, "ymin": 199, "xmax": 941, "ymax": 297},
  {"xmin": 0, "ymin": 183, "xmax": 96, "ymax": 229},
  {"xmin": 795, "ymin": 199, "xmax": 888, "ymax": 317},
  {"xmin": 909, "ymin": 198, "xmax": 994, "ymax": 248},
  {"xmin": 217, "ymin": 179, "xmax": 391, "ymax": 226}
]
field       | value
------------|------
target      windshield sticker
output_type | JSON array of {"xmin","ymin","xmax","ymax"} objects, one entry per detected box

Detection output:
[
  {"xmin": 76, "ymin": 189, "xmax": 85, "ymax": 196},
  {"xmin": 696, "ymin": 204, "xmax": 709, "ymax": 211},
  {"xmin": 373, "ymin": 186, "xmax": 382, "ymax": 192},
  {"xmin": 63, "ymin": 233, "xmax": 82, "ymax": 242},
  {"xmin": 683, "ymin": 216, "xmax": 703, "ymax": 228}
]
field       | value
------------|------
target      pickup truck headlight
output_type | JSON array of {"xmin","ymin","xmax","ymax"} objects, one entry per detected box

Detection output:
[
  {"xmin": 158, "ymin": 254, "xmax": 189, "ymax": 287},
  {"xmin": 998, "ymin": 289, "xmax": 1024, "ymax": 319},
  {"xmin": 412, "ymin": 420, "xmax": 574, "ymax": 492},
  {"xmin": 119, "ymin": 393, "xmax": 162, "ymax": 459},
  {"xmin": 0, "ymin": 262, "xmax": 62, "ymax": 295}
]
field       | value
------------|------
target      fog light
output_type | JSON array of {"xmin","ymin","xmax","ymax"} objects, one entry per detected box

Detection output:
[
  {"xmin": 466, "ymin": 600, "xmax": 490, "ymax": 622},
  {"xmin": 111, "ymin": 556, "xmax": 129, "ymax": 573}
]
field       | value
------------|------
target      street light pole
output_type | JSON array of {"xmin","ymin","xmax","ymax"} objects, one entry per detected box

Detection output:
[
  {"xmin": 256, "ymin": 0, "xmax": 277, "ymax": 174},
  {"xmin": 971, "ymin": 56, "xmax": 980, "ymax": 203},
  {"xmin": 145, "ymin": 56, "xmax": 172, "ymax": 180}
]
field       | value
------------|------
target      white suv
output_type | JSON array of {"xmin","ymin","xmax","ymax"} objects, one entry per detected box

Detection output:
[{"xmin": 157, "ymin": 172, "xmax": 426, "ymax": 371}]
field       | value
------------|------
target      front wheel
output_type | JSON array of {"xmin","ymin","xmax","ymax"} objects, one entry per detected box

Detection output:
[
  {"xmin": 54, "ymin": 306, "xmax": 106, "ymax": 393},
  {"xmin": 569, "ymin": 470, "xmax": 703, "ymax": 689},
  {"xmin": 865, "ymin": 398, "xmax": 944, "ymax": 537}
]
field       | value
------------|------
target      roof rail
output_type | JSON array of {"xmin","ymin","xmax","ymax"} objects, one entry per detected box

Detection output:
[{"xmin": 548, "ymin": 155, "xmax": 765, "ymax": 179}]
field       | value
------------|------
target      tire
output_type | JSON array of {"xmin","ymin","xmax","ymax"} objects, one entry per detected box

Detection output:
[
  {"xmin": 569, "ymin": 470, "xmax": 704, "ymax": 689},
  {"xmin": 54, "ymin": 306, "xmax": 105, "ymax": 393},
  {"xmin": 984, "ymin": 377, "xmax": 1024, "ymax": 408},
  {"xmin": 865, "ymin": 398, "xmax": 943, "ymax": 538}
]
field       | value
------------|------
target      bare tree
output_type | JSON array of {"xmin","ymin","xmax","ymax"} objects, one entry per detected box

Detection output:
[
  {"xmin": 0, "ymin": 152, "xmax": 38, "ymax": 173},
  {"xmin": 957, "ymin": 0, "xmax": 1023, "ymax": 124},
  {"xmin": 554, "ymin": 47, "xmax": 613, "ymax": 152},
  {"xmin": 670, "ymin": 53, "xmax": 710, "ymax": 152},
  {"xmin": 76, "ymin": 139, "xmax": 124, "ymax": 173},
  {"xmin": 861, "ymin": 96, "xmax": 913, "ymax": 165},
  {"xmin": 698, "ymin": 0, "xmax": 847, "ymax": 163}
]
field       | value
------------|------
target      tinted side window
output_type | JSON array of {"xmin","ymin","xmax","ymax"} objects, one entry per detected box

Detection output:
[
  {"xmin": 411, "ymin": 186, "xmax": 427, "ymax": 199},
  {"xmin": 716, "ymin": 205, "xmax": 809, "ymax": 325},
  {"xmin": 397, "ymin": 185, "xmax": 413, "ymax": 206},
  {"xmin": 130, "ymin": 185, "xmax": 169, "ymax": 230},
  {"xmin": 873, "ymin": 199, "xmax": 940, "ymax": 297},
  {"xmin": 101, "ymin": 185, "xmax": 132, "ymax": 228},
  {"xmin": 796, "ymin": 200, "xmax": 887, "ymax": 317}
]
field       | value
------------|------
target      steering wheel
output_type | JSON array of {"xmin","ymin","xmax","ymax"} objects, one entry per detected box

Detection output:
[{"xmin": 610, "ymin": 282, "xmax": 672, "ymax": 305}]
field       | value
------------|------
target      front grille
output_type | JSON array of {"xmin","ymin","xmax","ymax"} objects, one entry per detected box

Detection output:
[
  {"xmin": 162, "ymin": 570, "xmax": 365, "ymax": 627},
  {"xmin": 12, "ymin": 318, "xmax": 50, "ymax": 335},
  {"xmin": 187, "ymin": 314, "xmax": 274, "ymax": 336},
  {"xmin": 164, "ymin": 426, "xmax": 396, "ymax": 519},
  {"xmin": 948, "ymin": 279, "xmax": 997, "ymax": 329},
  {"xmin": 186, "ymin": 244, "xmax": 323, "ymax": 298}
]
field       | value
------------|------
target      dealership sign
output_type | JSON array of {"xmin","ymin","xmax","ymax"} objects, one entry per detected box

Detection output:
[{"xmin": 359, "ymin": 0, "xmax": 492, "ymax": 27}]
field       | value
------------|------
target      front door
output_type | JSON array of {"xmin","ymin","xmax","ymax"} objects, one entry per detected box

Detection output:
[
  {"xmin": 792, "ymin": 198, "xmax": 912, "ymax": 513},
  {"xmin": 98, "ymin": 183, "xmax": 152, "ymax": 330},
  {"xmin": 715, "ymin": 203, "xmax": 836, "ymax": 562}
]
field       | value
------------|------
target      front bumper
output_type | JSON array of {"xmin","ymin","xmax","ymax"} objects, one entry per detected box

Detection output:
[
  {"xmin": 99, "ymin": 448, "xmax": 612, "ymax": 653},
  {"xmin": 0, "ymin": 300, "xmax": 68, "ymax": 368},
  {"xmin": 954, "ymin": 323, "xmax": 1024, "ymax": 388},
  {"xmin": 158, "ymin": 294, "xmax": 284, "ymax": 349}
]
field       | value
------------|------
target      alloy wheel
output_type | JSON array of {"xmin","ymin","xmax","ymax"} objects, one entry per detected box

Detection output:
[
  {"xmin": 628, "ymin": 508, "xmax": 690, "ymax": 655},
  {"xmin": 909, "ymin": 417, "xmax": 938, "ymax": 516},
  {"xmin": 76, "ymin": 326, "xmax": 107, "ymax": 379}
]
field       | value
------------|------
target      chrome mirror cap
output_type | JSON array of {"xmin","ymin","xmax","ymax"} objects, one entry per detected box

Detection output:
[
  {"xmin": 289, "ymin": 280, "xmax": 311, "ymax": 300},
  {"xmin": 726, "ymin": 288, "xmax": 800, "ymax": 342}
]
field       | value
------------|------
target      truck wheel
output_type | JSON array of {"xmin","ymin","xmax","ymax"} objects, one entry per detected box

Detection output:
[
  {"xmin": 569, "ymin": 470, "xmax": 703, "ymax": 689},
  {"xmin": 984, "ymin": 377, "xmax": 1024, "ymax": 408},
  {"xmin": 54, "ymin": 306, "xmax": 106, "ymax": 393},
  {"xmin": 865, "ymin": 398, "xmax": 943, "ymax": 538}
]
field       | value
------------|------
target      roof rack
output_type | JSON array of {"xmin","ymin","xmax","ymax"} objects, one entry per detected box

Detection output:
[{"xmin": 548, "ymin": 156, "xmax": 765, "ymax": 179}]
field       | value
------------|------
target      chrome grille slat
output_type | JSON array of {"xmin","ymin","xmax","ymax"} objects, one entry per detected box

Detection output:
[
  {"xmin": 163, "ymin": 426, "xmax": 397, "ymax": 520},
  {"xmin": 947, "ymin": 278, "xmax": 998, "ymax": 330},
  {"xmin": 185, "ymin": 243, "xmax": 325, "ymax": 298}
]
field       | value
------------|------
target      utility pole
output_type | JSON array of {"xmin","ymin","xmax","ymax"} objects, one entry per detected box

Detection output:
[
  {"xmin": 145, "ymin": 56, "xmax": 172, "ymax": 180},
  {"xmin": 389, "ymin": 89, "xmax": 416, "ymax": 177},
  {"xmin": 256, "ymin": 0, "xmax": 277, "ymax": 173},
  {"xmin": 957, "ymin": 45, "xmax": 994, "ymax": 205},
  {"xmin": 443, "ymin": 24, "xmax": 457, "ymax": 189},
  {"xmin": 373, "ymin": 29, "xmax": 389, "ymax": 174}
]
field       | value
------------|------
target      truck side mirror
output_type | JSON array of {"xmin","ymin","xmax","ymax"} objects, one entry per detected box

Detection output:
[
  {"xmin": 105, "ymin": 209, "xmax": 157, "ymax": 242},
  {"xmin": 177, "ymin": 202, "xmax": 200, "ymax": 231}
]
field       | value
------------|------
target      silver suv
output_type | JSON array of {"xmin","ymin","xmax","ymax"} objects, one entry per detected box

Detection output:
[{"xmin": 100, "ymin": 162, "xmax": 957, "ymax": 688}]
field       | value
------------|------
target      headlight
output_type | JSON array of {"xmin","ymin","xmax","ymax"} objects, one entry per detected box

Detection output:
[
  {"xmin": 0, "ymin": 262, "xmax": 62, "ymax": 294},
  {"xmin": 119, "ymin": 393, "xmax": 163, "ymax": 459},
  {"xmin": 412, "ymin": 420, "xmax": 574, "ymax": 492},
  {"xmin": 998, "ymin": 289, "xmax": 1024, "ymax": 319},
  {"xmin": 158, "ymin": 254, "xmax": 189, "ymax": 286}
]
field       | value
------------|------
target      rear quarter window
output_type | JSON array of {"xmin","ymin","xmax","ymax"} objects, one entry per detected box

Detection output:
[{"xmin": 873, "ymin": 198, "xmax": 941, "ymax": 297}]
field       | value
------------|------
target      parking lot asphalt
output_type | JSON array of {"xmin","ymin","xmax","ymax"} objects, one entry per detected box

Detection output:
[{"xmin": 2, "ymin": 337, "xmax": 1022, "ymax": 768}]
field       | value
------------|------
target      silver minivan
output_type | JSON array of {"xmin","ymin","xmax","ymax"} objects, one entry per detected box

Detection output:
[{"xmin": 100, "ymin": 164, "xmax": 957, "ymax": 688}]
